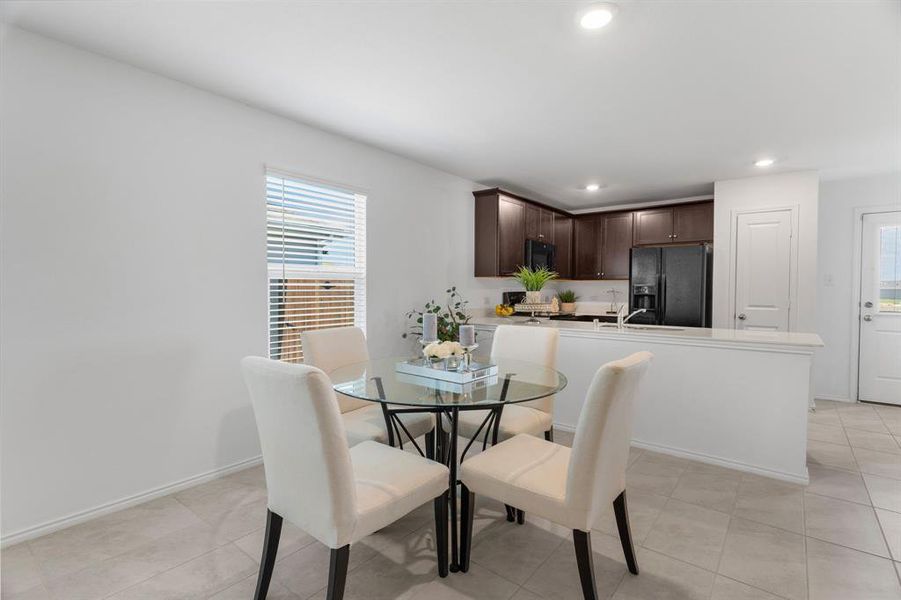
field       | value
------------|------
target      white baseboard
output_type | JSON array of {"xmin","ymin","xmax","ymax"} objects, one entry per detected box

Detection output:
[
  {"xmin": 552, "ymin": 422, "xmax": 809, "ymax": 485},
  {"xmin": 814, "ymin": 394, "xmax": 853, "ymax": 403},
  {"xmin": 1, "ymin": 455, "xmax": 262, "ymax": 548}
]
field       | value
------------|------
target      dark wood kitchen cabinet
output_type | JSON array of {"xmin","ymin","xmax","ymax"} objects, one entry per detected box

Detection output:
[
  {"xmin": 553, "ymin": 214, "xmax": 573, "ymax": 278},
  {"xmin": 474, "ymin": 188, "xmax": 712, "ymax": 279},
  {"xmin": 601, "ymin": 212, "xmax": 634, "ymax": 280},
  {"xmin": 573, "ymin": 215, "xmax": 602, "ymax": 279},
  {"xmin": 633, "ymin": 207, "xmax": 675, "ymax": 245},
  {"xmin": 673, "ymin": 202, "xmax": 714, "ymax": 242},
  {"xmin": 633, "ymin": 202, "xmax": 713, "ymax": 245}
]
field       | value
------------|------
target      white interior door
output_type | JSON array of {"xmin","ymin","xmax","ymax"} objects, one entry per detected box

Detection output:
[
  {"xmin": 734, "ymin": 209, "xmax": 794, "ymax": 331},
  {"xmin": 859, "ymin": 211, "xmax": 901, "ymax": 405}
]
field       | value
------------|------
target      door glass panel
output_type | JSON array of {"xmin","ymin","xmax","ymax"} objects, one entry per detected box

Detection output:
[{"xmin": 879, "ymin": 225, "xmax": 901, "ymax": 312}]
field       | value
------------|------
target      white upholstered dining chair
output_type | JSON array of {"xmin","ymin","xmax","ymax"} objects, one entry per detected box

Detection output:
[
  {"xmin": 459, "ymin": 351, "xmax": 653, "ymax": 600},
  {"xmin": 301, "ymin": 327, "xmax": 436, "ymax": 451},
  {"xmin": 241, "ymin": 357, "xmax": 450, "ymax": 600},
  {"xmin": 457, "ymin": 324, "xmax": 559, "ymax": 523}
]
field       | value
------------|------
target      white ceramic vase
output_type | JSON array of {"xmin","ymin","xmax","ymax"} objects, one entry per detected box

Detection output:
[{"xmin": 525, "ymin": 291, "xmax": 542, "ymax": 304}]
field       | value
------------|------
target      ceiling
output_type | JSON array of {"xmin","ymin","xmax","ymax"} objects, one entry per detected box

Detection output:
[{"xmin": 2, "ymin": 1, "xmax": 899, "ymax": 209}]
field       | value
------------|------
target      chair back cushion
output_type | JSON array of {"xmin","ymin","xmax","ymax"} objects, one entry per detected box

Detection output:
[
  {"xmin": 301, "ymin": 327, "xmax": 372, "ymax": 413},
  {"xmin": 490, "ymin": 325, "xmax": 559, "ymax": 415},
  {"xmin": 241, "ymin": 357, "xmax": 357, "ymax": 547},
  {"xmin": 565, "ymin": 351, "xmax": 653, "ymax": 529}
]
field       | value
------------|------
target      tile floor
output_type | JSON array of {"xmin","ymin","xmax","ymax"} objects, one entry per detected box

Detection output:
[{"xmin": 4, "ymin": 399, "xmax": 901, "ymax": 600}]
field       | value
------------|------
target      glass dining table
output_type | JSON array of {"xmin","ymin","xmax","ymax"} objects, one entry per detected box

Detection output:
[{"xmin": 329, "ymin": 355, "xmax": 567, "ymax": 573}]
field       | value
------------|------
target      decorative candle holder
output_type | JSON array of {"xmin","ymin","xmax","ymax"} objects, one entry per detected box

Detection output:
[{"xmin": 462, "ymin": 343, "xmax": 479, "ymax": 371}]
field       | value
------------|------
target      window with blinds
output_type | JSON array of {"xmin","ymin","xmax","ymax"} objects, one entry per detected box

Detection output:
[{"xmin": 266, "ymin": 172, "xmax": 366, "ymax": 363}]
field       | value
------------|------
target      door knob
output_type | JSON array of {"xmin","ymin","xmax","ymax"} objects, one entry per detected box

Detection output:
[
  {"xmin": 737, "ymin": 313, "xmax": 747, "ymax": 320},
  {"xmin": 863, "ymin": 315, "xmax": 873, "ymax": 322},
  {"xmin": 864, "ymin": 301, "xmax": 873, "ymax": 308}
]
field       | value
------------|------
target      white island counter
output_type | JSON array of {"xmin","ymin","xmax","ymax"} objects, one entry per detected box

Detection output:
[{"xmin": 471, "ymin": 317, "xmax": 824, "ymax": 484}]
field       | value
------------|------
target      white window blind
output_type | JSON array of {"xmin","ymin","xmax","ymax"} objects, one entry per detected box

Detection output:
[{"xmin": 266, "ymin": 172, "xmax": 366, "ymax": 363}]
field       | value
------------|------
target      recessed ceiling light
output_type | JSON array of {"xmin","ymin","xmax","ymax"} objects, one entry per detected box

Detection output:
[
  {"xmin": 579, "ymin": 3, "xmax": 618, "ymax": 30},
  {"xmin": 754, "ymin": 158, "xmax": 775, "ymax": 168},
  {"xmin": 585, "ymin": 183, "xmax": 601, "ymax": 192}
]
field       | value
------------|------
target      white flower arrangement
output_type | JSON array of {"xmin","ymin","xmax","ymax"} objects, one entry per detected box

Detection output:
[{"xmin": 423, "ymin": 341, "xmax": 465, "ymax": 360}]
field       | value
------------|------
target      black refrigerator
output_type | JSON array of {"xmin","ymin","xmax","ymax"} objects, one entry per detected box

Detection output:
[{"xmin": 629, "ymin": 244, "xmax": 712, "ymax": 327}]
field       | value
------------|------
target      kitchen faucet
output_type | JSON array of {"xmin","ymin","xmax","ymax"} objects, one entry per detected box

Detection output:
[{"xmin": 617, "ymin": 305, "xmax": 647, "ymax": 329}]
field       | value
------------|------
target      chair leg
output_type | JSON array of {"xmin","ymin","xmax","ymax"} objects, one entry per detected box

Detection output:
[
  {"xmin": 326, "ymin": 545, "xmax": 350, "ymax": 600},
  {"xmin": 613, "ymin": 490, "xmax": 639, "ymax": 575},
  {"xmin": 516, "ymin": 509, "xmax": 525, "ymax": 525},
  {"xmin": 544, "ymin": 428, "xmax": 554, "ymax": 442},
  {"xmin": 504, "ymin": 504, "xmax": 516, "ymax": 522},
  {"xmin": 434, "ymin": 491, "xmax": 449, "ymax": 577},
  {"xmin": 253, "ymin": 510, "xmax": 282, "ymax": 600},
  {"xmin": 573, "ymin": 529, "xmax": 599, "ymax": 600},
  {"xmin": 425, "ymin": 429, "xmax": 435, "ymax": 460},
  {"xmin": 460, "ymin": 484, "xmax": 475, "ymax": 573}
]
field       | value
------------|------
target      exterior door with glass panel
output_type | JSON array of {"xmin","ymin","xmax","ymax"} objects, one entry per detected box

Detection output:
[{"xmin": 859, "ymin": 211, "xmax": 901, "ymax": 405}]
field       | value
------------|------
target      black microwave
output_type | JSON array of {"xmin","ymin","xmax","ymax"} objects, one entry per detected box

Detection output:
[{"xmin": 525, "ymin": 239, "xmax": 556, "ymax": 271}]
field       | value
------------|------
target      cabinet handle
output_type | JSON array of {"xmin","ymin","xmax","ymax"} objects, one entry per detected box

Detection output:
[
  {"xmin": 538, "ymin": 234, "xmax": 544, "ymax": 238},
  {"xmin": 673, "ymin": 234, "xmax": 678, "ymax": 239}
]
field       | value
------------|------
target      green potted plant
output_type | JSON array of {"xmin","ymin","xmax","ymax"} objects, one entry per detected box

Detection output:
[
  {"xmin": 512, "ymin": 266, "xmax": 558, "ymax": 304},
  {"xmin": 557, "ymin": 290, "xmax": 578, "ymax": 314}
]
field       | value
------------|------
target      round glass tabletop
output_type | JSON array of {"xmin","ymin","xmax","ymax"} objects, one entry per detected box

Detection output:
[{"xmin": 329, "ymin": 355, "xmax": 567, "ymax": 408}]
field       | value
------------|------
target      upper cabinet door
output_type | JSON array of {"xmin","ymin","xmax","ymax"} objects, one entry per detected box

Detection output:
[
  {"xmin": 539, "ymin": 209, "xmax": 555, "ymax": 243},
  {"xmin": 601, "ymin": 212, "xmax": 634, "ymax": 279},
  {"xmin": 673, "ymin": 202, "xmax": 713, "ymax": 243},
  {"xmin": 634, "ymin": 207, "xmax": 674, "ymax": 245},
  {"xmin": 498, "ymin": 197, "xmax": 525, "ymax": 275},
  {"xmin": 524, "ymin": 204, "xmax": 540, "ymax": 240},
  {"xmin": 573, "ymin": 216, "xmax": 601, "ymax": 279},
  {"xmin": 553, "ymin": 214, "xmax": 573, "ymax": 278}
]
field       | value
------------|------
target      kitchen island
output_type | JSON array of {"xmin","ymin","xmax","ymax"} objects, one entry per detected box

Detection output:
[{"xmin": 471, "ymin": 316, "xmax": 824, "ymax": 483}]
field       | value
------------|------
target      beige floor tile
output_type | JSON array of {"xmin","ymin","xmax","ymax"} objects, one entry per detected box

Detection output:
[
  {"xmin": 804, "ymin": 493, "xmax": 889, "ymax": 557},
  {"xmin": 595, "ymin": 492, "xmax": 668, "ymax": 544},
  {"xmin": 671, "ymin": 470, "xmax": 740, "ymax": 513},
  {"xmin": 407, "ymin": 562, "xmax": 519, "ymax": 600},
  {"xmin": 840, "ymin": 411, "xmax": 892, "ymax": 433},
  {"xmin": 625, "ymin": 471, "xmax": 680, "ymax": 497},
  {"xmin": 1, "ymin": 543, "xmax": 44, "ymax": 596},
  {"xmin": 809, "ymin": 410, "xmax": 842, "ymax": 427},
  {"xmin": 174, "ymin": 477, "xmax": 267, "ymax": 522},
  {"xmin": 866, "ymin": 473, "xmax": 901, "ymax": 512},
  {"xmin": 107, "ymin": 544, "xmax": 257, "ymax": 600},
  {"xmin": 807, "ymin": 440, "xmax": 859, "ymax": 471},
  {"xmin": 808, "ymin": 423, "xmax": 849, "ymax": 446},
  {"xmin": 470, "ymin": 520, "xmax": 565, "ymax": 584},
  {"xmin": 43, "ymin": 522, "xmax": 225, "ymax": 600},
  {"xmin": 629, "ymin": 452, "xmax": 692, "ymax": 477},
  {"xmin": 611, "ymin": 547, "xmax": 716, "ymax": 600},
  {"xmin": 806, "ymin": 464, "xmax": 871, "ymax": 505},
  {"xmin": 876, "ymin": 508, "xmax": 901, "ymax": 561},
  {"xmin": 733, "ymin": 475, "xmax": 804, "ymax": 534},
  {"xmin": 709, "ymin": 575, "xmax": 781, "ymax": 599},
  {"xmin": 309, "ymin": 552, "xmax": 437, "ymax": 600},
  {"xmin": 522, "ymin": 532, "xmax": 627, "ymax": 600},
  {"xmin": 272, "ymin": 540, "xmax": 377, "ymax": 599},
  {"xmin": 718, "ymin": 517, "xmax": 807, "ymax": 600},
  {"xmin": 222, "ymin": 464, "xmax": 267, "ymax": 488},
  {"xmin": 208, "ymin": 573, "xmax": 301, "ymax": 599},
  {"xmin": 642, "ymin": 499, "xmax": 730, "ymax": 571},
  {"xmin": 232, "ymin": 519, "xmax": 316, "ymax": 564},
  {"xmin": 854, "ymin": 447, "xmax": 901, "ymax": 480},
  {"xmin": 807, "ymin": 537, "xmax": 901, "ymax": 600},
  {"xmin": 2, "ymin": 583, "xmax": 52, "ymax": 600},
  {"xmin": 876, "ymin": 407, "xmax": 901, "ymax": 436},
  {"xmin": 846, "ymin": 427, "xmax": 901, "ymax": 454},
  {"xmin": 510, "ymin": 588, "xmax": 544, "ymax": 600},
  {"xmin": 627, "ymin": 447, "xmax": 644, "ymax": 467},
  {"xmin": 196, "ymin": 496, "xmax": 270, "ymax": 543}
]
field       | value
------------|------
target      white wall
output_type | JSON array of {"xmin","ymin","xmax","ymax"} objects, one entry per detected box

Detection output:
[
  {"xmin": 815, "ymin": 172, "xmax": 901, "ymax": 401},
  {"xmin": 712, "ymin": 171, "xmax": 820, "ymax": 332},
  {"xmin": 0, "ymin": 27, "xmax": 476, "ymax": 541}
]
